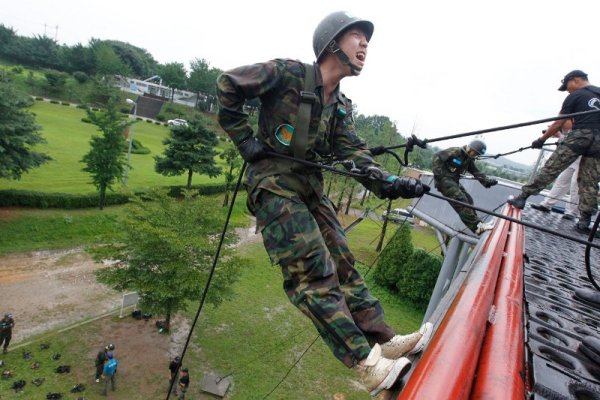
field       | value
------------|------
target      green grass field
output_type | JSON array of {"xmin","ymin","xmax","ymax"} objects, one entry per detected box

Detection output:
[
  {"xmin": 0, "ymin": 100, "xmax": 227, "ymax": 194},
  {"xmin": 0, "ymin": 97, "xmax": 433, "ymax": 399}
]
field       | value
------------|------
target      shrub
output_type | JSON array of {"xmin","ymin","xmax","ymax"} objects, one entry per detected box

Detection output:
[
  {"xmin": 154, "ymin": 121, "xmax": 161, "ymax": 125},
  {"xmin": 396, "ymin": 249, "xmax": 442, "ymax": 308},
  {"xmin": 120, "ymin": 107, "xmax": 131, "ymax": 114},
  {"xmin": 155, "ymin": 114, "xmax": 166, "ymax": 122},
  {"xmin": 0, "ymin": 183, "xmax": 228, "ymax": 210},
  {"xmin": 72, "ymin": 71, "xmax": 89, "ymax": 83},
  {"xmin": 373, "ymin": 224, "xmax": 414, "ymax": 289},
  {"xmin": 81, "ymin": 117, "xmax": 92, "ymax": 123},
  {"xmin": 372, "ymin": 223, "xmax": 442, "ymax": 308},
  {"xmin": 11, "ymin": 65, "xmax": 23, "ymax": 74},
  {"xmin": 136, "ymin": 117, "xmax": 143, "ymax": 121},
  {"xmin": 61, "ymin": 102, "xmax": 70, "ymax": 106},
  {"xmin": 146, "ymin": 119, "xmax": 153, "ymax": 123},
  {"xmin": 50, "ymin": 100, "xmax": 60, "ymax": 104},
  {"xmin": 0, "ymin": 190, "xmax": 130, "ymax": 209},
  {"xmin": 127, "ymin": 139, "xmax": 151, "ymax": 155},
  {"xmin": 35, "ymin": 97, "xmax": 44, "ymax": 101}
]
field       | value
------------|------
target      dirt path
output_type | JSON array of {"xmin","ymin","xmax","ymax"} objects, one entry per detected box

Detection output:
[{"xmin": 0, "ymin": 248, "xmax": 122, "ymax": 343}]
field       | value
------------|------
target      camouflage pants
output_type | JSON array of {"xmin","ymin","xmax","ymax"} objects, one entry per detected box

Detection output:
[
  {"xmin": 253, "ymin": 189, "xmax": 395, "ymax": 367},
  {"xmin": 522, "ymin": 128, "xmax": 600, "ymax": 221},
  {"xmin": 435, "ymin": 178, "xmax": 480, "ymax": 232}
]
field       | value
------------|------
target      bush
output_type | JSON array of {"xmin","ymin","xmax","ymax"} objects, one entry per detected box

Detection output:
[
  {"xmin": 154, "ymin": 121, "xmax": 161, "ymax": 125},
  {"xmin": 120, "ymin": 107, "xmax": 131, "ymax": 114},
  {"xmin": 72, "ymin": 71, "xmax": 89, "ymax": 83},
  {"xmin": 166, "ymin": 183, "xmax": 228, "ymax": 197},
  {"xmin": 35, "ymin": 97, "xmax": 44, "ymax": 101},
  {"xmin": 50, "ymin": 100, "xmax": 60, "ymax": 104},
  {"xmin": 11, "ymin": 65, "xmax": 23, "ymax": 74},
  {"xmin": 396, "ymin": 249, "xmax": 442, "ymax": 308},
  {"xmin": 0, "ymin": 190, "xmax": 130, "ymax": 209},
  {"xmin": 373, "ymin": 224, "xmax": 413, "ymax": 288},
  {"xmin": 127, "ymin": 139, "xmax": 151, "ymax": 155},
  {"xmin": 0, "ymin": 183, "xmax": 228, "ymax": 210},
  {"xmin": 81, "ymin": 117, "xmax": 92, "ymax": 123},
  {"xmin": 155, "ymin": 114, "xmax": 166, "ymax": 122},
  {"xmin": 146, "ymin": 119, "xmax": 152, "ymax": 123},
  {"xmin": 373, "ymin": 224, "xmax": 442, "ymax": 308},
  {"xmin": 136, "ymin": 117, "xmax": 143, "ymax": 121},
  {"xmin": 61, "ymin": 102, "xmax": 70, "ymax": 106}
]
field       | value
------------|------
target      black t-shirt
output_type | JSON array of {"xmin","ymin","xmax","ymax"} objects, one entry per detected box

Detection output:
[
  {"xmin": 560, "ymin": 85, "xmax": 600, "ymax": 129},
  {"xmin": 179, "ymin": 374, "xmax": 189, "ymax": 388},
  {"xmin": 0, "ymin": 318, "xmax": 13, "ymax": 333},
  {"xmin": 169, "ymin": 361, "xmax": 179, "ymax": 373}
]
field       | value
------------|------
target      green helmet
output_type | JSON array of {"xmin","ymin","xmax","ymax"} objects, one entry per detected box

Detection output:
[
  {"xmin": 313, "ymin": 11, "xmax": 374, "ymax": 61},
  {"xmin": 467, "ymin": 139, "xmax": 487, "ymax": 156}
]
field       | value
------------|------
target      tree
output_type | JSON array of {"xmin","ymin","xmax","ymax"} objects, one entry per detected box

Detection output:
[
  {"xmin": 159, "ymin": 62, "xmax": 187, "ymax": 100},
  {"xmin": 44, "ymin": 70, "xmax": 68, "ymax": 93},
  {"xmin": 219, "ymin": 146, "xmax": 242, "ymax": 206},
  {"xmin": 0, "ymin": 81, "xmax": 51, "ymax": 180},
  {"xmin": 93, "ymin": 43, "xmax": 131, "ymax": 77},
  {"xmin": 155, "ymin": 116, "xmax": 222, "ymax": 189},
  {"xmin": 91, "ymin": 189, "xmax": 244, "ymax": 330},
  {"xmin": 81, "ymin": 96, "xmax": 131, "ymax": 209},
  {"xmin": 188, "ymin": 58, "xmax": 223, "ymax": 110}
]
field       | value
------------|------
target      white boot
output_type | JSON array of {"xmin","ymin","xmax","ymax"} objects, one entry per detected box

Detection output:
[
  {"xmin": 354, "ymin": 344, "xmax": 412, "ymax": 396},
  {"xmin": 380, "ymin": 322, "xmax": 434, "ymax": 359}
]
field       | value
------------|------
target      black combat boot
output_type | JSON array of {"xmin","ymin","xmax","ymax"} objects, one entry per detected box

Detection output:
[{"xmin": 507, "ymin": 193, "xmax": 528, "ymax": 209}]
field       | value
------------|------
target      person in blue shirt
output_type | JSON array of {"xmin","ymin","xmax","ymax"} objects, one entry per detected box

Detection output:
[{"xmin": 101, "ymin": 352, "xmax": 118, "ymax": 396}]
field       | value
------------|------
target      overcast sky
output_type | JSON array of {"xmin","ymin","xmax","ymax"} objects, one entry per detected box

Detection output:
[{"xmin": 3, "ymin": 0, "xmax": 599, "ymax": 166}]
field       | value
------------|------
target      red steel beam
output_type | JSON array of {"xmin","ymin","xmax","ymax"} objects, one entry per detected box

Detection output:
[
  {"xmin": 471, "ymin": 208, "xmax": 525, "ymax": 399},
  {"xmin": 399, "ymin": 207, "xmax": 512, "ymax": 400}
]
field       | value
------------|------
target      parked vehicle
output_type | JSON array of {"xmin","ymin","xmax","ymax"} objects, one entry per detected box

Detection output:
[
  {"xmin": 382, "ymin": 208, "xmax": 414, "ymax": 224},
  {"xmin": 167, "ymin": 118, "xmax": 188, "ymax": 127}
]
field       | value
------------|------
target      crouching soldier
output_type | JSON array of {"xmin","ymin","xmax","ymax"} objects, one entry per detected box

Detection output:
[{"xmin": 432, "ymin": 140, "xmax": 498, "ymax": 235}]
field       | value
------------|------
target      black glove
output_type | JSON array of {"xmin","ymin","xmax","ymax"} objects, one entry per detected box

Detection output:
[
  {"xmin": 531, "ymin": 138, "xmax": 545, "ymax": 149},
  {"xmin": 237, "ymin": 137, "xmax": 268, "ymax": 163},
  {"xmin": 381, "ymin": 176, "xmax": 430, "ymax": 199},
  {"xmin": 483, "ymin": 178, "xmax": 498, "ymax": 188}
]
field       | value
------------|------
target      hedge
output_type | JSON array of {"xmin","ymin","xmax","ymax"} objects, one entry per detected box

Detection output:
[
  {"xmin": 0, "ymin": 190, "xmax": 129, "ymax": 209},
  {"xmin": 0, "ymin": 183, "xmax": 228, "ymax": 209}
]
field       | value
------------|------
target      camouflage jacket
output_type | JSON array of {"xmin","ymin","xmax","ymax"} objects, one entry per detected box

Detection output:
[
  {"xmin": 432, "ymin": 146, "xmax": 487, "ymax": 184},
  {"xmin": 216, "ymin": 59, "xmax": 390, "ymax": 205}
]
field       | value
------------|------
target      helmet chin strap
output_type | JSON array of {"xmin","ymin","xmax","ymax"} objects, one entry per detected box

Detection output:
[{"xmin": 327, "ymin": 40, "xmax": 360, "ymax": 76}]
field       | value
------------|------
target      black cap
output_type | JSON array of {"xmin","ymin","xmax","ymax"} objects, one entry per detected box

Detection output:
[{"xmin": 558, "ymin": 70, "xmax": 588, "ymax": 91}]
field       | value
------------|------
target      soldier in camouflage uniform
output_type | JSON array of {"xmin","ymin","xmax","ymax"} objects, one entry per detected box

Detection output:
[
  {"xmin": 508, "ymin": 70, "xmax": 600, "ymax": 235},
  {"xmin": 217, "ymin": 11, "xmax": 433, "ymax": 396},
  {"xmin": 432, "ymin": 140, "xmax": 498, "ymax": 234}
]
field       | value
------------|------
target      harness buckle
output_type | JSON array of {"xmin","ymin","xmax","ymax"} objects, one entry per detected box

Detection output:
[{"xmin": 300, "ymin": 91, "xmax": 318, "ymax": 104}]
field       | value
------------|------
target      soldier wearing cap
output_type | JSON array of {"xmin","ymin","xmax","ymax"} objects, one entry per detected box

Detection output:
[
  {"xmin": 216, "ymin": 11, "xmax": 433, "ymax": 396},
  {"xmin": 508, "ymin": 70, "xmax": 600, "ymax": 235},
  {"xmin": 0, "ymin": 313, "xmax": 14, "ymax": 353},
  {"xmin": 432, "ymin": 140, "xmax": 498, "ymax": 235}
]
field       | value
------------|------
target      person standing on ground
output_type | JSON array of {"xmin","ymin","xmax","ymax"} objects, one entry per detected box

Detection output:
[
  {"xmin": 431, "ymin": 140, "xmax": 498, "ymax": 235},
  {"xmin": 0, "ymin": 313, "xmax": 14, "ymax": 354},
  {"xmin": 176, "ymin": 367, "xmax": 189, "ymax": 400},
  {"xmin": 168, "ymin": 356, "xmax": 180, "ymax": 392},
  {"xmin": 101, "ymin": 352, "xmax": 118, "ymax": 396},
  {"xmin": 217, "ymin": 11, "xmax": 433, "ymax": 397},
  {"xmin": 508, "ymin": 70, "xmax": 600, "ymax": 235},
  {"xmin": 95, "ymin": 343, "xmax": 114, "ymax": 382},
  {"xmin": 530, "ymin": 119, "xmax": 581, "ymax": 220}
]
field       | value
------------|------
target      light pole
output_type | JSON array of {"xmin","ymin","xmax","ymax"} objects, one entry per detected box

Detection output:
[{"xmin": 123, "ymin": 98, "xmax": 137, "ymax": 186}]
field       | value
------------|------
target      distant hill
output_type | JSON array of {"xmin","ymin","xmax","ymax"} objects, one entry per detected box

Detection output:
[{"xmin": 482, "ymin": 156, "xmax": 532, "ymax": 175}]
